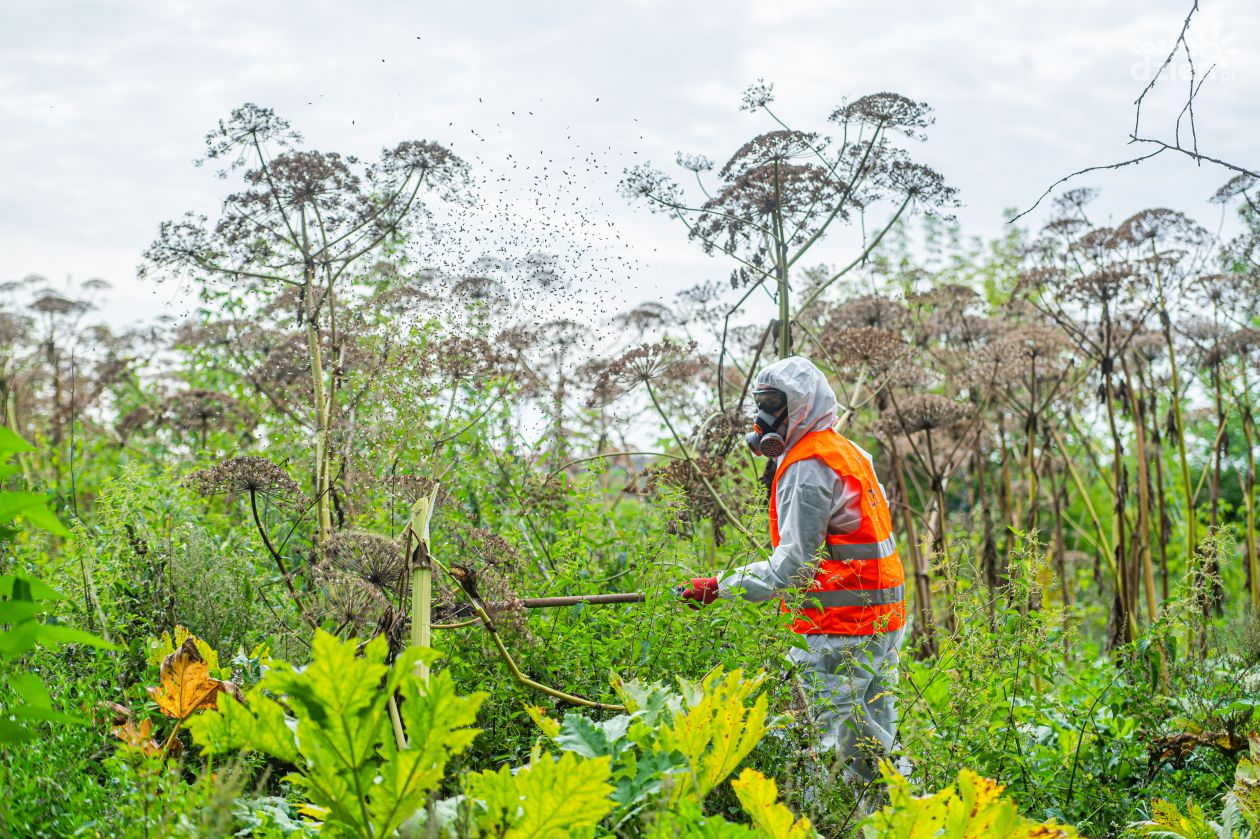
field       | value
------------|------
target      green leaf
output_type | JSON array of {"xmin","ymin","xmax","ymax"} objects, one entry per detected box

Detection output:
[
  {"xmin": 8, "ymin": 672, "xmax": 51, "ymax": 708},
  {"xmin": 187, "ymin": 689, "xmax": 299, "ymax": 765},
  {"xmin": 0, "ymin": 600, "xmax": 42, "ymax": 624},
  {"xmin": 0, "ymin": 492, "xmax": 68, "ymax": 536},
  {"xmin": 371, "ymin": 668, "xmax": 484, "ymax": 837},
  {"xmin": 37, "ymin": 624, "xmax": 118, "ymax": 650},
  {"xmin": 0, "ymin": 428, "xmax": 34, "ymax": 457},
  {"xmin": 657, "ymin": 668, "xmax": 778, "ymax": 805},
  {"xmin": 557, "ymin": 714, "xmax": 612, "ymax": 758},
  {"xmin": 7, "ymin": 705, "xmax": 85, "ymax": 726},
  {"xmin": 466, "ymin": 751, "xmax": 615, "ymax": 838},
  {"xmin": 0, "ymin": 718, "xmax": 34, "ymax": 744},
  {"xmin": 0, "ymin": 574, "xmax": 62, "ymax": 601}
]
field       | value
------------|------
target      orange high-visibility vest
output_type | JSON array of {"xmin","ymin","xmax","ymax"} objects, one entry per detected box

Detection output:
[{"xmin": 770, "ymin": 429, "xmax": 906, "ymax": 635}]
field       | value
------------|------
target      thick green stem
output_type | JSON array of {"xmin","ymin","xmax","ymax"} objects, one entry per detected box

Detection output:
[{"xmin": 405, "ymin": 485, "xmax": 440, "ymax": 684}]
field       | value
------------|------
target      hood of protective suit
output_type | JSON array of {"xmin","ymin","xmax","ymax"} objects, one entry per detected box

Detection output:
[{"xmin": 752, "ymin": 356, "xmax": 838, "ymax": 455}]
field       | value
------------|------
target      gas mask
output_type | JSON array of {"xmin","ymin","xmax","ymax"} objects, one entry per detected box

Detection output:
[{"xmin": 745, "ymin": 387, "xmax": 789, "ymax": 458}]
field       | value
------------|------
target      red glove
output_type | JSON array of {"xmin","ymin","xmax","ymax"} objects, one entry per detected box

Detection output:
[{"xmin": 677, "ymin": 577, "xmax": 720, "ymax": 607}]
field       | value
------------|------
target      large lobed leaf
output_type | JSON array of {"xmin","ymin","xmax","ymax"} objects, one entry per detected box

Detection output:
[
  {"xmin": 656, "ymin": 668, "xmax": 783, "ymax": 804},
  {"xmin": 731, "ymin": 769, "xmax": 816, "ymax": 839},
  {"xmin": 465, "ymin": 750, "xmax": 615, "ymax": 838},
  {"xmin": 188, "ymin": 630, "xmax": 483, "ymax": 839}
]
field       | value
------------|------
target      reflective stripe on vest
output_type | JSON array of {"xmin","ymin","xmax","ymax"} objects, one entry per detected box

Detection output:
[
  {"xmin": 771, "ymin": 429, "xmax": 906, "ymax": 636},
  {"xmin": 828, "ymin": 535, "xmax": 898, "ymax": 561},
  {"xmin": 800, "ymin": 584, "xmax": 905, "ymax": 609}
]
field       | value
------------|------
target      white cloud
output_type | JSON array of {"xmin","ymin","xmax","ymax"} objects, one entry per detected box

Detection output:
[{"xmin": 0, "ymin": 0, "xmax": 1255, "ymax": 328}]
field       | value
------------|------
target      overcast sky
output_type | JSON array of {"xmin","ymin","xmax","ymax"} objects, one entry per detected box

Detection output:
[{"xmin": 2, "ymin": 0, "xmax": 1257, "ymax": 329}]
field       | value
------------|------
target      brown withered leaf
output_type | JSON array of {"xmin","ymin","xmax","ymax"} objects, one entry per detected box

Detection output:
[
  {"xmin": 146, "ymin": 637, "xmax": 244, "ymax": 722},
  {"xmin": 111, "ymin": 717, "xmax": 181, "ymax": 759}
]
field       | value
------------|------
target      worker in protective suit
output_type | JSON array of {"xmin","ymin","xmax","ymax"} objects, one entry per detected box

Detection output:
[{"xmin": 679, "ymin": 356, "xmax": 907, "ymax": 791}]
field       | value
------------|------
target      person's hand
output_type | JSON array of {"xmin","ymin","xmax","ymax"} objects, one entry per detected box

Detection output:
[{"xmin": 675, "ymin": 577, "xmax": 719, "ymax": 608}]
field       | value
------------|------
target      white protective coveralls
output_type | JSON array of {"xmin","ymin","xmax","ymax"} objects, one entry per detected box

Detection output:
[{"xmin": 718, "ymin": 356, "xmax": 907, "ymax": 785}]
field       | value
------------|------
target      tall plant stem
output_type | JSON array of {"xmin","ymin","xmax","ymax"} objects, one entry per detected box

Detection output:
[
  {"xmin": 888, "ymin": 438, "xmax": 935, "ymax": 656},
  {"xmin": 1236, "ymin": 361, "xmax": 1259, "ymax": 609},
  {"xmin": 1121, "ymin": 357, "xmax": 1158, "ymax": 623},
  {"xmin": 303, "ymin": 276, "xmax": 333, "ymax": 545},
  {"xmin": 772, "ymin": 160, "xmax": 791, "ymax": 359},
  {"xmin": 1139, "ymin": 365, "xmax": 1172, "ymax": 602},
  {"xmin": 643, "ymin": 380, "xmax": 766, "ymax": 561},
  {"xmin": 248, "ymin": 489, "xmax": 318, "ymax": 630},
  {"xmin": 404, "ymin": 484, "xmax": 440, "ymax": 684},
  {"xmin": 1048, "ymin": 421, "xmax": 1132, "ymax": 640},
  {"xmin": 922, "ymin": 430, "xmax": 957, "ymax": 633},
  {"xmin": 1154, "ymin": 280, "xmax": 1197, "ymax": 587}
]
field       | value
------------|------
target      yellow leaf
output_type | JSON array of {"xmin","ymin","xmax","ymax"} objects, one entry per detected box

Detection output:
[
  {"xmin": 732, "ymin": 768, "xmax": 815, "ymax": 838},
  {"xmin": 465, "ymin": 752, "xmax": 614, "ymax": 838},
  {"xmin": 146, "ymin": 637, "xmax": 241, "ymax": 722},
  {"xmin": 525, "ymin": 704, "xmax": 561, "ymax": 740},
  {"xmin": 147, "ymin": 625, "xmax": 221, "ymax": 676},
  {"xmin": 298, "ymin": 803, "xmax": 328, "ymax": 821},
  {"xmin": 657, "ymin": 668, "xmax": 780, "ymax": 804}
]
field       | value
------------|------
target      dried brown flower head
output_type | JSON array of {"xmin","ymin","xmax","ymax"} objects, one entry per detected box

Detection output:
[
  {"xmin": 1111, "ymin": 208, "xmax": 1209, "ymax": 250},
  {"xmin": 824, "ymin": 326, "xmax": 910, "ymax": 374},
  {"xmin": 1210, "ymin": 173, "xmax": 1258, "ymax": 204},
  {"xmin": 739, "ymin": 79, "xmax": 775, "ymax": 112},
  {"xmin": 830, "ymin": 93, "xmax": 933, "ymax": 138},
  {"xmin": 320, "ymin": 530, "xmax": 408, "ymax": 598},
  {"xmin": 825, "ymin": 295, "xmax": 910, "ymax": 331},
  {"xmin": 882, "ymin": 394, "xmax": 969, "ymax": 435},
  {"xmin": 185, "ymin": 456, "xmax": 300, "ymax": 499},
  {"xmin": 30, "ymin": 293, "xmax": 88, "ymax": 316},
  {"xmin": 160, "ymin": 389, "xmax": 255, "ymax": 435},
  {"xmin": 316, "ymin": 570, "xmax": 393, "ymax": 634},
  {"xmin": 588, "ymin": 339, "xmax": 702, "ymax": 405}
]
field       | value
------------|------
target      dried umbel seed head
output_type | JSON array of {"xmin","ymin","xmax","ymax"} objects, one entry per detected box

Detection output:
[
  {"xmin": 320, "ymin": 530, "xmax": 408, "ymax": 598},
  {"xmin": 675, "ymin": 152, "xmax": 714, "ymax": 173},
  {"xmin": 30, "ymin": 292, "xmax": 89, "ymax": 316},
  {"xmin": 256, "ymin": 334, "xmax": 311, "ymax": 388},
  {"xmin": 317, "ymin": 569, "xmax": 392, "ymax": 634},
  {"xmin": 455, "ymin": 526, "xmax": 524, "ymax": 574},
  {"xmin": 432, "ymin": 335, "xmax": 514, "ymax": 382},
  {"xmin": 740, "ymin": 78, "xmax": 775, "ymax": 112},
  {"xmin": 1190, "ymin": 272, "xmax": 1260, "ymax": 312},
  {"xmin": 909, "ymin": 283, "xmax": 981, "ymax": 314},
  {"xmin": 824, "ymin": 327, "xmax": 909, "ymax": 374},
  {"xmin": 382, "ymin": 474, "xmax": 445, "ymax": 508},
  {"xmin": 1112, "ymin": 208, "xmax": 1209, "ymax": 250},
  {"xmin": 116, "ymin": 405, "xmax": 156, "ymax": 440},
  {"xmin": 184, "ymin": 456, "xmax": 300, "ymax": 499},
  {"xmin": 161, "ymin": 389, "xmax": 255, "ymax": 435},
  {"xmin": 1014, "ymin": 266, "xmax": 1065, "ymax": 296},
  {"xmin": 616, "ymin": 302, "xmax": 674, "ymax": 335},
  {"xmin": 588, "ymin": 339, "xmax": 702, "ymax": 405},
  {"xmin": 719, "ymin": 130, "xmax": 821, "ymax": 178},
  {"xmin": 829, "ymin": 92, "xmax": 934, "ymax": 138},
  {"xmin": 0, "ymin": 312, "xmax": 30, "ymax": 344},
  {"xmin": 1128, "ymin": 332, "xmax": 1166, "ymax": 364},
  {"xmin": 825, "ymin": 295, "xmax": 910, "ymax": 331},
  {"xmin": 882, "ymin": 394, "xmax": 969, "ymax": 435},
  {"xmin": 1063, "ymin": 266, "xmax": 1137, "ymax": 305},
  {"xmin": 1065, "ymin": 227, "xmax": 1117, "ymax": 262},
  {"xmin": 1211, "ymin": 173, "xmax": 1258, "ymax": 204},
  {"xmin": 692, "ymin": 410, "xmax": 746, "ymax": 458},
  {"xmin": 1223, "ymin": 328, "xmax": 1260, "ymax": 359}
]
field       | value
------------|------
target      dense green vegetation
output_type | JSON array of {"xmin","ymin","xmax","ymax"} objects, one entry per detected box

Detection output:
[{"xmin": 2, "ymin": 93, "xmax": 1259, "ymax": 837}]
